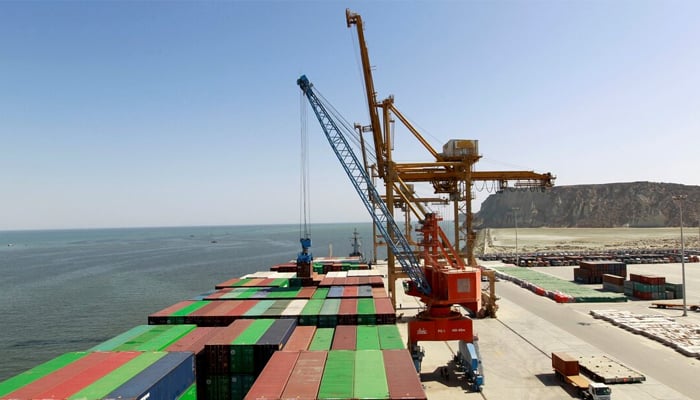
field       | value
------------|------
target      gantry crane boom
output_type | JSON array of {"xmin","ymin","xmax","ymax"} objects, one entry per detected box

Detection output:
[
  {"xmin": 297, "ymin": 75, "xmax": 431, "ymax": 295},
  {"xmin": 346, "ymin": 9, "xmax": 386, "ymax": 178}
]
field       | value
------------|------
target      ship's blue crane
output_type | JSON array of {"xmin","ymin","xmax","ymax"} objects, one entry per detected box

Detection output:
[{"xmin": 297, "ymin": 75, "xmax": 431, "ymax": 295}]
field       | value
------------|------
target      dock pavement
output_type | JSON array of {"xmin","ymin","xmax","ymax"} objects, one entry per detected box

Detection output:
[{"xmin": 375, "ymin": 260, "xmax": 694, "ymax": 399}]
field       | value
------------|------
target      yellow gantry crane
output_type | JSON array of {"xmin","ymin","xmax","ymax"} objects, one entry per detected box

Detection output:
[{"xmin": 346, "ymin": 9, "xmax": 555, "ymax": 314}]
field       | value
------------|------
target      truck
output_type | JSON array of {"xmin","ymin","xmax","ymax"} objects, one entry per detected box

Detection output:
[
  {"xmin": 552, "ymin": 352, "xmax": 611, "ymax": 400},
  {"xmin": 455, "ymin": 340, "xmax": 484, "ymax": 392}
]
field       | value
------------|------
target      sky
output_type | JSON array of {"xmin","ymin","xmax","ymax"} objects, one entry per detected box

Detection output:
[{"xmin": 1, "ymin": 0, "xmax": 698, "ymax": 230}]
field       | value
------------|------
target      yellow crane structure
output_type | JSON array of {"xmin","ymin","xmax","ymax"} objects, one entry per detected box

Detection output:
[{"xmin": 346, "ymin": 9, "xmax": 555, "ymax": 314}]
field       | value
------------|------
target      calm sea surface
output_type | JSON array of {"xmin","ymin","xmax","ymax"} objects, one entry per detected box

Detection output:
[{"xmin": 0, "ymin": 223, "xmax": 383, "ymax": 381}]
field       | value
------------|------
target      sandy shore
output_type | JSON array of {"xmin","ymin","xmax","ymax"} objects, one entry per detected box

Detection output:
[{"xmin": 481, "ymin": 227, "xmax": 700, "ymax": 254}]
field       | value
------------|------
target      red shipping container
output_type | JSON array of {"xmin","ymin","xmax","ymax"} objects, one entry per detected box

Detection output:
[
  {"xmin": 383, "ymin": 350, "xmax": 427, "ymax": 400},
  {"xmin": 280, "ymin": 351, "xmax": 327, "ymax": 399},
  {"xmin": 552, "ymin": 352, "xmax": 579, "ymax": 376},
  {"xmin": 244, "ymin": 351, "xmax": 300, "ymax": 400},
  {"xmin": 166, "ymin": 327, "xmax": 220, "ymax": 354},
  {"xmin": 284, "ymin": 326, "xmax": 317, "ymax": 351},
  {"xmin": 215, "ymin": 277, "xmax": 242, "ymax": 289},
  {"xmin": 190, "ymin": 300, "xmax": 233, "ymax": 318},
  {"xmin": 319, "ymin": 277, "xmax": 333, "ymax": 287},
  {"xmin": 372, "ymin": 287, "xmax": 389, "ymax": 298},
  {"xmin": 369, "ymin": 276, "xmax": 384, "ymax": 287},
  {"xmin": 338, "ymin": 298, "xmax": 358, "ymax": 325},
  {"xmin": 343, "ymin": 286, "xmax": 359, "ymax": 298},
  {"xmin": 258, "ymin": 278, "xmax": 276, "ymax": 287},
  {"xmin": 224, "ymin": 299, "xmax": 258, "ymax": 317},
  {"xmin": 243, "ymin": 278, "xmax": 265, "ymax": 287},
  {"xmin": 332, "ymin": 325, "xmax": 357, "ymax": 350},
  {"xmin": 374, "ymin": 298, "xmax": 397, "ymax": 324},
  {"xmin": 347, "ymin": 277, "xmax": 360, "ymax": 286},
  {"xmin": 297, "ymin": 286, "xmax": 317, "ymax": 299}
]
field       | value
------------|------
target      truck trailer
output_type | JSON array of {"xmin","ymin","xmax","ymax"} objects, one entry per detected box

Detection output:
[{"xmin": 552, "ymin": 352, "xmax": 611, "ymax": 400}]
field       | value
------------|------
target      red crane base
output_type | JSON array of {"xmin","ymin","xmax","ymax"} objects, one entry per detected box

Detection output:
[{"xmin": 407, "ymin": 313, "xmax": 473, "ymax": 344}]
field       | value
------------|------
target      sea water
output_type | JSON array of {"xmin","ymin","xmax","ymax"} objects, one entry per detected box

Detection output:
[{"xmin": 0, "ymin": 223, "xmax": 383, "ymax": 381}]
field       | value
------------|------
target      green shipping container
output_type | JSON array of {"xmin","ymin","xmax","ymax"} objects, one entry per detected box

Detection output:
[
  {"xmin": 377, "ymin": 325, "xmax": 405, "ymax": 350},
  {"xmin": 319, "ymin": 299, "xmax": 341, "ymax": 328},
  {"xmin": 107, "ymin": 325, "xmax": 196, "ymax": 351},
  {"xmin": 309, "ymin": 328, "xmax": 335, "ymax": 351},
  {"xmin": 312, "ymin": 287, "xmax": 330, "ymax": 299},
  {"xmin": 270, "ymin": 278, "xmax": 289, "ymax": 287},
  {"xmin": 356, "ymin": 325, "xmax": 380, "ymax": 350},
  {"xmin": 271, "ymin": 287, "xmax": 301, "ymax": 298},
  {"xmin": 169, "ymin": 301, "xmax": 211, "ymax": 324},
  {"xmin": 89, "ymin": 325, "xmax": 153, "ymax": 351},
  {"xmin": 357, "ymin": 298, "xmax": 376, "ymax": 325},
  {"xmin": 354, "ymin": 350, "xmax": 389, "ymax": 399},
  {"xmin": 318, "ymin": 350, "xmax": 355, "ymax": 399},
  {"xmin": 231, "ymin": 319, "xmax": 275, "ymax": 373},
  {"xmin": 299, "ymin": 299, "xmax": 324, "ymax": 326}
]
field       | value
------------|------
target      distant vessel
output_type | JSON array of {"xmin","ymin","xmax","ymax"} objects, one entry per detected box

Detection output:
[{"xmin": 348, "ymin": 228, "xmax": 364, "ymax": 260}]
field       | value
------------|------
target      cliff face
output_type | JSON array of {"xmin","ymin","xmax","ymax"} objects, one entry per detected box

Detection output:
[{"xmin": 474, "ymin": 182, "xmax": 699, "ymax": 228}]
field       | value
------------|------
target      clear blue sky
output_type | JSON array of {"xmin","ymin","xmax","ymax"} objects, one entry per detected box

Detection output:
[{"xmin": 2, "ymin": 0, "xmax": 698, "ymax": 230}]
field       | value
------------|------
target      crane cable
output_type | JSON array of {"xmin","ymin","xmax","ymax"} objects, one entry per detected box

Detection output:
[{"xmin": 300, "ymin": 91, "xmax": 311, "ymax": 240}]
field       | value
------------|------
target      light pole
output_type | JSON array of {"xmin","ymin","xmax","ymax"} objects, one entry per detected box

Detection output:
[
  {"xmin": 673, "ymin": 194, "xmax": 687, "ymax": 316},
  {"xmin": 512, "ymin": 207, "xmax": 519, "ymax": 267}
]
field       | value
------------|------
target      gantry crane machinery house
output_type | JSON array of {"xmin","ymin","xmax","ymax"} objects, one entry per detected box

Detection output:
[{"xmin": 345, "ymin": 9, "xmax": 554, "ymax": 311}]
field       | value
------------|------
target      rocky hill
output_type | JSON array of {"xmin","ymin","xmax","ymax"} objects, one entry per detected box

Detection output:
[{"xmin": 474, "ymin": 182, "xmax": 699, "ymax": 228}]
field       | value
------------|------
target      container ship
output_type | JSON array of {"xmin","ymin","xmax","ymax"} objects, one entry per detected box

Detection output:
[{"xmin": 0, "ymin": 253, "xmax": 427, "ymax": 400}]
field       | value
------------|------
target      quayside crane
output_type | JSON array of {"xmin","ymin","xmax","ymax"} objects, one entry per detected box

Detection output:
[
  {"xmin": 298, "ymin": 74, "xmax": 480, "ymax": 371},
  {"xmin": 346, "ymin": 8, "xmax": 554, "ymax": 310}
]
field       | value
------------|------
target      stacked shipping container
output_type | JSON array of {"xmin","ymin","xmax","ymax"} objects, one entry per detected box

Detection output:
[
  {"xmin": 244, "ymin": 349, "xmax": 426, "ymax": 400},
  {"xmin": 629, "ymin": 273, "xmax": 667, "ymax": 300},
  {"xmin": 0, "ymin": 352, "xmax": 195, "ymax": 399},
  {"xmin": 573, "ymin": 261, "xmax": 627, "ymax": 284}
]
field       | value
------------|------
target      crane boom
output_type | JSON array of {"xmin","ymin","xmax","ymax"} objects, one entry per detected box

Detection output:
[
  {"xmin": 297, "ymin": 75, "xmax": 431, "ymax": 295},
  {"xmin": 346, "ymin": 8, "xmax": 386, "ymax": 178}
]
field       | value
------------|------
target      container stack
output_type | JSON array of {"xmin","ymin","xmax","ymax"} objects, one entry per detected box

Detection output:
[
  {"xmin": 148, "ymin": 286, "xmax": 393, "ymax": 327},
  {"xmin": 0, "ymin": 351, "xmax": 195, "ymax": 399},
  {"xmin": 573, "ymin": 261, "xmax": 627, "ymax": 284},
  {"xmin": 665, "ymin": 282, "xmax": 684, "ymax": 300},
  {"xmin": 203, "ymin": 319, "xmax": 296, "ymax": 399},
  {"xmin": 629, "ymin": 274, "xmax": 667, "ymax": 300},
  {"xmin": 602, "ymin": 274, "xmax": 625, "ymax": 293},
  {"xmin": 244, "ymin": 349, "xmax": 426, "ymax": 400}
]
